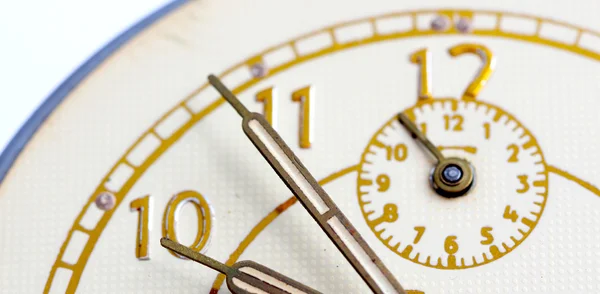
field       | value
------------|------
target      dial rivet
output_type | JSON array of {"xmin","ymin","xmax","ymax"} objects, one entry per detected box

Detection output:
[
  {"xmin": 95, "ymin": 192, "xmax": 116, "ymax": 211},
  {"xmin": 431, "ymin": 15, "xmax": 451, "ymax": 32},
  {"xmin": 456, "ymin": 17, "xmax": 473, "ymax": 33},
  {"xmin": 250, "ymin": 62, "xmax": 268, "ymax": 78}
]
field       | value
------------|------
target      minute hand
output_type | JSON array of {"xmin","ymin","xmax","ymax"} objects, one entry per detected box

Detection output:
[{"xmin": 208, "ymin": 75, "xmax": 406, "ymax": 294}]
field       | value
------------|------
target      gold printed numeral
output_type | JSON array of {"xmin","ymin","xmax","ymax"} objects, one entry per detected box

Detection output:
[
  {"xmin": 292, "ymin": 86, "xmax": 314, "ymax": 149},
  {"xmin": 385, "ymin": 144, "xmax": 408, "ymax": 161},
  {"xmin": 413, "ymin": 226, "xmax": 425, "ymax": 244},
  {"xmin": 376, "ymin": 174, "xmax": 391, "ymax": 192},
  {"xmin": 130, "ymin": 191, "xmax": 213, "ymax": 260},
  {"xmin": 420, "ymin": 123, "xmax": 428, "ymax": 136},
  {"xmin": 503, "ymin": 205, "xmax": 519, "ymax": 222},
  {"xmin": 448, "ymin": 43, "xmax": 496, "ymax": 100},
  {"xmin": 443, "ymin": 114, "xmax": 464, "ymax": 131},
  {"xmin": 130, "ymin": 195, "xmax": 151, "ymax": 260},
  {"xmin": 516, "ymin": 175, "xmax": 530, "ymax": 193},
  {"xmin": 255, "ymin": 87, "xmax": 278, "ymax": 128},
  {"xmin": 480, "ymin": 227, "xmax": 494, "ymax": 245},
  {"xmin": 483, "ymin": 122, "xmax": 491, "ymax": 139},
  {"xmin": 409, "ymin": 43, "xmax": 495, "ymax": 101},
  {"xmin": 507, "ymin": 144, "xmax": 520, "ymax": 163},
  {"xmin": 163, "ymin": 190, "xmax": 212, "ymax": 259},
  {"xmin": 444, "ymin": 236, "xmax": 459, "ymax": 254},
  {"xmin": 255, "ymin": 85, "xmax": 314, "ymax": 148},
  {"xmin": 409, "ymin": 48, "xmax": 433, "ymax": 101}
]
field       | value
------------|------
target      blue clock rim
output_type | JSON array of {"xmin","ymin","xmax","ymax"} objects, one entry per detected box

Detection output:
[{"xmin": 0, "ymin": 0, "xmax": 188, "ymax": 185}]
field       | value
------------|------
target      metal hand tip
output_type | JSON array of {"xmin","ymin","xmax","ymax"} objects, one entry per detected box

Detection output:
[
  {"xmin": 208, "ymin": 74, "xmax": 250, "ymax": 117},
  {"xmin": 397, "ymin": 112, "xmax": 445, "ymax": 162}
]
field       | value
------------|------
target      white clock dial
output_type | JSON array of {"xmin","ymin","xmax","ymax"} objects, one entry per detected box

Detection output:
[{"xmin": 0, "ymin": 1, "xmax": 599, "ymax": 293}]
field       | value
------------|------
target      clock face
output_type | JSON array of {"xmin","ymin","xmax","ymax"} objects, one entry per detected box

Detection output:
[{"xmin": 1, "ymin": 0, "xmax": 600, "ymax": 293}]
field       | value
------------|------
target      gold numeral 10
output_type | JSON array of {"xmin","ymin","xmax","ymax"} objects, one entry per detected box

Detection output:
[
  {"xmin": 130, "ymin": 190, "xmax": 212, "ymax": 260},
  {"xmin": 256, "ymin": 85, "xmax": 314, "ymax": 148}
]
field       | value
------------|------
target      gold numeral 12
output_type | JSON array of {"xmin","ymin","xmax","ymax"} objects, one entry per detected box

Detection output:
[{"xmin": 410, "ymin": 43, "xmax": 496, "ymax": 101}]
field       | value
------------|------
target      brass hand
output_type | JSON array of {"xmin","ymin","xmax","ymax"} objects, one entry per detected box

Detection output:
[
  {"xmin": 397, "ymin": 113, "xmax": 445, "ymax": 162},
  {"xmin": 397, "ymin": 112, "xmax": 475, "ymax": 198},
  {"xmin": 161, "ymin": 238, "xmax": 321, "ymax": 294},
  {"xmin": 208, "ymin": 75, "xmax": 406, "ymax": 294}
]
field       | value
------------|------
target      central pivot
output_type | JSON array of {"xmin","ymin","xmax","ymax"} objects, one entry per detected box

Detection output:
[
  {"xmin": 441, "ymin": 164, "xmax": 463, "ymax": 184},
  {"xmin": 431, "ymin": 158, "xmax": 475, "ymax": 198}
]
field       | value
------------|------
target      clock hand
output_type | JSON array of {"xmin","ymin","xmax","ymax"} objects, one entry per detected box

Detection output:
[
  {"xmin": 397, "ymin": 112, "xmax": 445, "ymax": 162},
  {"xmin": 208, "ymin": 75, "xmax": 406, "ymax": 294},
  {"xmin": 160, "ymin": 238, "xmax": 321, "ymax": 294},
  {"xmin": 397, "ymin": 112, "xmax": 475, "ymax": 198}
]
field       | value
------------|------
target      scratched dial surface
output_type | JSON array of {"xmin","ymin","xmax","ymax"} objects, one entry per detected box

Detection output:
[{"xmin": 0, "ymin": 0, "xmax": 599, "ymax": 293}]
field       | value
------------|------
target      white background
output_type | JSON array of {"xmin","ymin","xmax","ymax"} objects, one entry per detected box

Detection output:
[{"xmin": 0, "ymin": 0, "xmax": 170, "ymax": 153}]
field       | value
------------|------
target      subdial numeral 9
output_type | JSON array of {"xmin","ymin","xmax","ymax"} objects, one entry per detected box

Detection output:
[{"xmin": 376, "ymin": 174, "xmax": 390, "ymax": 192}]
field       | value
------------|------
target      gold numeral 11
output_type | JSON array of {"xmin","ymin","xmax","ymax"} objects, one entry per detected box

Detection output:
[{"xmin": 255, "ymin": 85, "xmax": 314, "ymax": 148}]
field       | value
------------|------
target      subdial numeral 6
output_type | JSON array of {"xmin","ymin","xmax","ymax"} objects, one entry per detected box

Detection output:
[{"xmin": 444, "ymin": 236, "xmax": 459, "ymax": 254}]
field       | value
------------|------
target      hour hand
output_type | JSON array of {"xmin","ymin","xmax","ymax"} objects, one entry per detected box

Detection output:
[{"xmin": 160, "ymin": 238, "xmax": 321, "ymax": 294}]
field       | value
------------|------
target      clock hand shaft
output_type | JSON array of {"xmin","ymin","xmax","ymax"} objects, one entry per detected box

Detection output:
[
  {"xmin": 397, "ymin": 112, "xmax": 445, "ymax": 162},
  {"xmin": 208, "ymin": 75, "xmax": 406, "ymax": 294},
  {"xmin": 160, "ymin": 238, "xmax": 320, "ymax": 294}
]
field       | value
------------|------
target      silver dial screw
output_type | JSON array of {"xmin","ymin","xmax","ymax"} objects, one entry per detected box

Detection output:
[
  {"xmin": 431, "ymin": 15, "xmax": 451, "ymax": 32},
  {"xmin": 95, "ymin": 192, "xmax": 116, "ymax": 211},
  {"xmin": 250, "ymin": 62, "xmax": 268, "ymax": 78},
  {"xmin": 456, "ymin": 17, "xmax": 473, "ymax": 33}
]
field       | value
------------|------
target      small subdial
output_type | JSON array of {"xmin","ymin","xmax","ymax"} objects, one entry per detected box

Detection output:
[{"xmin": 357, "ymin": 99, "xmax": 548, "ymax": 269}]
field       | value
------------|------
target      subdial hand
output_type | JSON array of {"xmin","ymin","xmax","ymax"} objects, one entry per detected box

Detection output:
[
  {"xmin": 397, "ymin": 112, "xmax": 475, "ymax": 198},
  {"xmin": 397, "ymin": 112, "xmax": 445, "ymax": 162},
  {"xmin": 160, "ymin": 238, "xmax": 321, "ymax": 294},
  {"xmin": 208, "ymin": 74, "xmax": 406, "ymax": 294}
]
